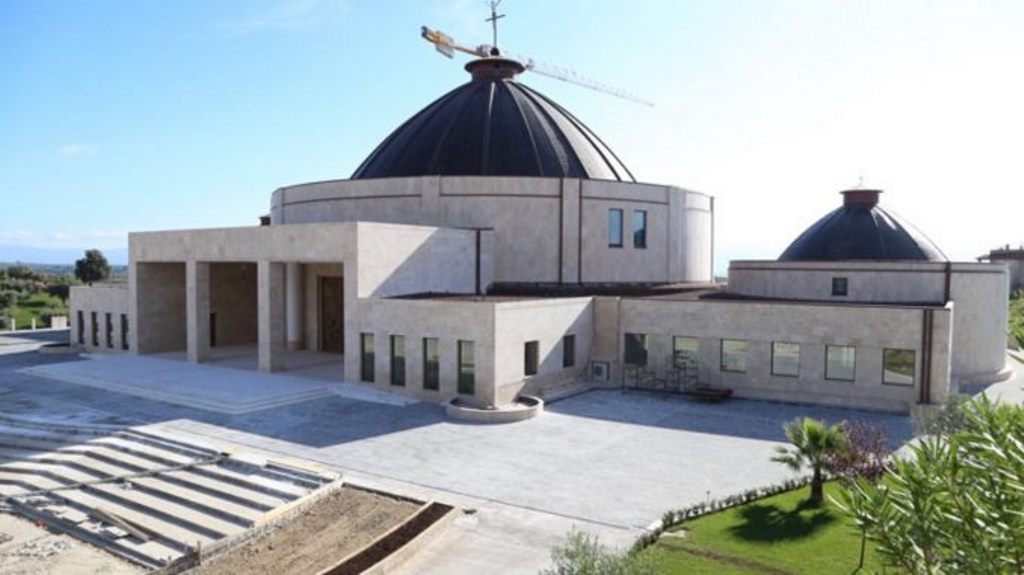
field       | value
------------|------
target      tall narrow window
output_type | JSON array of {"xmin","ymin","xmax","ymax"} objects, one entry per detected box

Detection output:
[
  {"xmin": 608, "ymin": 209, "xmax": 623, "ymax": 248},
  {"xmin": 826, "ymin": 345, "xmax": 856, "ymax": 381},
  {"xmin": 77, "ymin": 311, "xmax": 84, "ymax": 345},
  {"xmin": 721, "ymin": 339, "xmax": 747, "ymax": 373},
  {"xmin": 524, "ymin": 341, "xmax": 539, "ymax": 376},
  {"xmin": 90, "ymin": 312, "xmax": 98, "ymax": 346},
  {"xmin": 771, "ymin": 342, "xmax": 800, "ymax": 377},
  {"xmin": 458, "ymin": 340, "xmax": 475, "ymax": 395},
  {"xmin": 423, "ymin": 337, "xmax": 440, "ymax": 390},
  {"xmin": 360, "ymin": 333, "xmax": 375, "ymax": 383},
  {"xmin": 120, "ymin": 314, "xmax": 129, "ymax": 350},
  {"xmin": 390, "ymin": 335, "xmax": 406, "ymax": 387},
  {"xmin": 633, "ymin": 210, "xmax": 647, "ymax": 249},
  {"xmin": 105, "ymin": 313, "xmax": 113, "ymax": 348},
  {"xmin": 832, "ymin": 277, "xmax": 848, "ymax": 297},
  {"xmin": 672, "ymin": 336, "xmax": 699, "ymax": 368},
  {"xmin": 562, "ymin": 334, "xmax": 576, "ymax": 368},
  {"xmin": 624, "ymin": 333, "xmax": 648, "ymax": 366},
  {"xmin": 883, "ymin": 349, "xmax": 915, "ymax": 386}
]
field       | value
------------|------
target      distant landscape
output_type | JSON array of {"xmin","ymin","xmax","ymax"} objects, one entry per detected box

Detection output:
[
  {"xmin": 0, "ymin": 246, "xmax": 128, "ymax": 267},
  {"xmin": 0, "ymin": 256, "xmax": 126, "ymax": 331}
]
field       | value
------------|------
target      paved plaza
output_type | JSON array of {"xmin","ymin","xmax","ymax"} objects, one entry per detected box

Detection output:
[{"xmin": 1, "ymin": 333, "xmax": 1018, "ymax": 573}]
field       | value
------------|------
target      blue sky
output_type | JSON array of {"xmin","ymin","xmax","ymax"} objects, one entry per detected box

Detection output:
[{"xmin": 2, "ymin": 0, "xmax": 1022, "ymax": 271}]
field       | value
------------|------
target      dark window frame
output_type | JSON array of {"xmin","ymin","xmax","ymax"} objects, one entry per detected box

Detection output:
[
  {"xmin": 458, "ymin": 340, "xmax": 475, "ymax": 395},
  {"xmin": 422, "ymin": 337, "xmax": 440, "ymax": 391},
  {"xmin": 524, "ymin": 340, "xmax": 539, "ymax": 376},
  {"xmin": 633, "ymin": 210, "xmax": 648, "ymax": 249},
  {"xmin": 720, "ymin": 339, "xmax": 748, "ymax": 373},
  {"xmin": 77, "ymin": 311, "xmax": 85, "ymax": 345},
  {"xmin": 882, "ymin": 348, "xmax": 916, "ymax": 386},
  {"xmin": 608, "ymin": 208, "xmax": 624, "ymax": 248},
  {"xmin": 562, "ymin": 334, "xmax": 576, "ymax": 368},
  {"xmin": 672, "ymin": 336, "xmax": 699, "ymax": 369},
  {"xmin": 360, "ymin": 332, "xmax": 375, "ymax": 383},
  {"xmin": 105, "ymin": 313, "xmax": 113, "ymax": 348},
  {"xmin": 390, "ymin": 335, "xmax": 406, "ymax": 387},
  {"xmin": 120, "ymin": 314, "xmax": 129, "ymax": 350},
  {"xmin": 771, "ymin": 341, "xmax": 801, "ymax": 377},
  {"xmin": 832, "ymin": 277, "xmax": 849, "ymax": 297},
  {"xmin": 825, "ymin": 344, "xmax": 857, "ymax": 382},
  {"xmin": 90, "ymin": 311, "xmax": 98, "ymax": 347},
  {"xmin": 624, "ymin": 333, "xmax": 649, "ymax": 366}
]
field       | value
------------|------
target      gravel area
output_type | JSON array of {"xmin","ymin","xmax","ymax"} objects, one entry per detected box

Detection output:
[
  {"xmin": 188, "ymin": 486, "xmax": 421, "ymax": 575},
  {"xmin": 0, "ymin": 513, "xmax": 140, "ymax": 575}
]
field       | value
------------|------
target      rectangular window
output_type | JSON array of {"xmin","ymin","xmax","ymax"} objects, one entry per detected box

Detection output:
[
  {"xmin": 390, "ymin": 335, "xmax": 406, "ymax": 387},
  {"xmin": 90, "ymin": 312, "xmax": 98, "ymax": 346},
  {"xmin": 771, "ymin": 342, "xmax": 800, "ymax": 377},
  {"xmin": 826, "ymin": 345, "xmax": 856, "ymax": 381},
  {"xmin": 633, "ymin": 210, "xmax": 647, "ymax": 249},
  {"xmin": 883, "ymin": 348, "xmax": 915, "ymax": 386},
  {"xmin": 77, "ymin": 311, "xmax": 84, "ymax": 345},
  {"xmin": 105, "ymin": 313, "xmax": 113, "ymax": 348},
  {"xmin": 608, "ymin": 209, "xmax": 623, "ymax": 248},
  {"xmin": 524, "ymin": 340, "xmax": 539, "ymax": 376},
  {"xmin": 422, "ymin": 338, "xmax": 440, "ymax": 390},
  {"xmin": 120, "ymin": 314, "xmax": 129, "ymax": 350},
  {"xmin": 458, "ymin": 340, "xmax": 475, "ymax": 395},
  {"xmin": 624, "ymin": 333, "xmax": 648, "ymax": 366},
  {"xmin": 672, "ymin": 336, "xmax": 699, "ymax": 368},
  {"xmin": 562, "ymin": 334, "xmax": 576, "ymax": 368},
  {"xmin": 832, "ymin": 277, "xmax": 848, "ymax": 297},
  {"xmin": 721, "ymin": 339, "xmax": 747, "ymax": 373},
  {"xmin": 360, "ymin": 333, "xmax": 375, "ymax": 383}
]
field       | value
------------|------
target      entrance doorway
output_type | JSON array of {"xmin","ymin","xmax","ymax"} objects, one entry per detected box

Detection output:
[{"xmin": 319, "ymin": 276, "xmax": 344, "ymax": 353}]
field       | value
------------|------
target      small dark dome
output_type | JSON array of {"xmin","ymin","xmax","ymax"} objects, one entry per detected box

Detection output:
[
  {"xmin": 779, "ymin": 190, "xmax": 947, "ymax": 262},
  {"xmin": 351, "ymin": 57, "xmax": 635, "ymax": 181}
]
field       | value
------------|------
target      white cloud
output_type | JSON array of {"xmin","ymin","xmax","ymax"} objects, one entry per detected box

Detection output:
[
  {"xmin": 56, "ymin": 143, "xmax": 98, "ymax": 157},
  {"xmin": 222, "ymin": 0, "xmax": 348, "ymax": 35}
]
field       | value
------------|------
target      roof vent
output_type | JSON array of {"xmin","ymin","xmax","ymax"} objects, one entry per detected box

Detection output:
[{"xmin": 841, "ymin": 189, "xmax": 881, "ymax": 208}]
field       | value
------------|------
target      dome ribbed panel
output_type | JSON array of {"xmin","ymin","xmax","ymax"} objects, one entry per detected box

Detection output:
[{"xmin": 351, "ymin": 78, "xmax": 635, "ymax": 181}]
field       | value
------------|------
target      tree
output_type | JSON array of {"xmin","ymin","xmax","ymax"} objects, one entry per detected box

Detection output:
[
  {"xmin": 838, "ymin": 396, "xmax": 1024, "ymax": 574},
  {"xmin": 771, "ymin": 417, "xmax": 848, "ymax": 505},
  {"xmin": 825, "ymin": 420, "xmax": 889, "ymax": 483},
  {"xmin": 74, "ymin": 249, "xmax": 110, "ymax": 286},
  {"xmin": 46, "ymin": 282, "xmax": 70, "ymax": 302}
]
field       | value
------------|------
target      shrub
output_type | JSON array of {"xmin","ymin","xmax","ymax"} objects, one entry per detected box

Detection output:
[{"xmin": 541, "ymin": 529, "xmax": 656, "ymax": 575}]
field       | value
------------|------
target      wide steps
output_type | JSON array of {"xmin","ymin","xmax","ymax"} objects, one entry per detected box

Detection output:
[{"xmin": 0, "ymin": 461, "xmax": 239, "ymax": 538}]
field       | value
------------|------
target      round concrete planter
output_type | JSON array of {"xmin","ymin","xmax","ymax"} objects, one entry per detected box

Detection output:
[{"xmin": 445, "ymin": 395, "xmax": 543, "ymax": 424}]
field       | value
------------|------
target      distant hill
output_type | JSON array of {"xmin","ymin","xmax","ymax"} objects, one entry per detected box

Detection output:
[{"xmin": 0, "ymin": 246, "xmax": 127, "ymax": 266}]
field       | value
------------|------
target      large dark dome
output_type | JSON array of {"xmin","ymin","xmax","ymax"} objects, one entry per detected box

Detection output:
[
  {"xmin": 351, "ymin": 57, "xmax": 635, "ymax": 181},
  {"xmin": 779, "ymin": 190, "xmax": 947, "ymax": 262}
]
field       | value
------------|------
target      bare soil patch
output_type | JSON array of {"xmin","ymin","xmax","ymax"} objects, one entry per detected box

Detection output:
[{"xmin": 188, "ymin": 486, "xmax": 420, "ymax": 575}]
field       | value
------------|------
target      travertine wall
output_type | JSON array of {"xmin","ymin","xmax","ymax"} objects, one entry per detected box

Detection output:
[
  {"xmin": 727, "ymin": 261, "xmax": 1009, "ymax": 384},
  {"xmin": 133, "ymin": 263, "xmax": 186, "ymax": 353},
  {"xmin": 617, "ymin": 297, "xmax": 952, "ymax": 412},
  {"xmin": 493, "ymin": 298, "xmax": 594, "ymax": 403},
  {"xmin": 271, "ymin": 175, "xmax": 713, "ymax": 285},
  {"xmin": 350, "ymin": 297, "xmax": 496, "ymax": 406},
  {"xmin": 209, "ymin": 262, "xmax": 258, "ymax": 346},
  {"xmin": 69, "ymin": 283, "xmax": 130, "ymax": 351}
]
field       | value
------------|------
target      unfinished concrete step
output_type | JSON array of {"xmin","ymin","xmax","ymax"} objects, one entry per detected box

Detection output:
[
  {"xmin": 74, "ymin": 447, "xmax": 283, "ymax": 511},
  {"xmin": 0, "ymin": 461, "xmax": 237, "ymax": 538},
  {"xmin": 87, "ymin": 436, "xmax": 201, "ymax": 468},
  {"xmin": 5, "ymin": 475, "xmax": 217, "ymax": 552},
  {"xmin": 539, "ymin": 380, "xmax": 593, "ymax": 403},
  {"xmin": 11, "ymin": 450, "xmax": 260, "ymax": 527},
  {"xmin": 117, "ymin": 428, "xmax": 221, "ymax": 459}
]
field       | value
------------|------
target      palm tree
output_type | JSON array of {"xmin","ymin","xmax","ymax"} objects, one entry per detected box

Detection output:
[{"xmin": 772, "ymin": 417, "xmax": 847, "ymax": 505}]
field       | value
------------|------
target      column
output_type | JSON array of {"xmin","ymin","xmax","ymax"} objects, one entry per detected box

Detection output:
[
  {"xmin": 186, "ymin": 261, "xmax": 210, "ymax": 363},
  {"xmin": 258, "ymin": 260, "xmax": 286, "ymax": 372},
  {"xmin": 286, "ymin": 262, "xmax": 303, "ymax": 351}
]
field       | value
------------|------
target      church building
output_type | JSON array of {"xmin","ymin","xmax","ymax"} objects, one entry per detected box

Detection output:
[{"xmin": 70, "ymin": 54, "xmax": 1011, "ymax": 414}]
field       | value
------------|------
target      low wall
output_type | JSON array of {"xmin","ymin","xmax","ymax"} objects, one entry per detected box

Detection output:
[{"xmin": 70, "ymin": 283, "xmax": 130, "ymax": 352}]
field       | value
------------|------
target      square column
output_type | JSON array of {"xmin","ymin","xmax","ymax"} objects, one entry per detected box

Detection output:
[
  {"xmin": 258, "ymin": 260, "xmax": 286, "ymax": 372},
  {"xmin": 186, "ymin": 261, "xmax": 210, "ymax": 363},
  {"xmin": 286, "ymin": 262, "xmax": 304, "ymax": 351}
]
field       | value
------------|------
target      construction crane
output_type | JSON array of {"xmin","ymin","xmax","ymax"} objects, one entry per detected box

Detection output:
[{"xmin": 419, "ymin": 24, "xmax": 654, "ymax": 108}]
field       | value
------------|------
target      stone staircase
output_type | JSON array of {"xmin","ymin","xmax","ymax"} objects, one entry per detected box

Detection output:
[{"xmin": 0, "ymin": 417, "xmax": 336, "ymax": 569}]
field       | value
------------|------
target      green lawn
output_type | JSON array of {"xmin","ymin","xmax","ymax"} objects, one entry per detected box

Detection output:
[
  {"xmin": 642, "ymin": 482, "xmax": 888, "ymax": 574},
  {"xmin": 1010, "ymin": 290, "xmax": 1024, "ymax": 349},
  {"xmin": 10, "ymin": 293, "xmax": 67, "ymax": 329}
]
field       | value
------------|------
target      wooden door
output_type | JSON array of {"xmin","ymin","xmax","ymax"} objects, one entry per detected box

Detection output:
[{"xmin": 319, "ymin": 276, "xmax": 344, "ymax": 353}]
